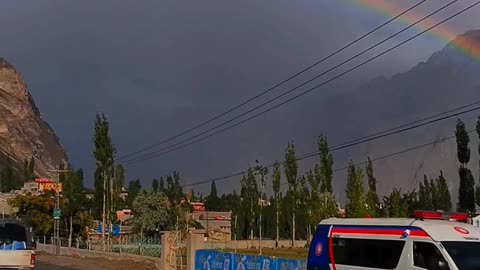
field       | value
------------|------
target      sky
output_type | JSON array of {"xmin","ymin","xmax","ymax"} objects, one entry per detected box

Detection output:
[{"xmin": 0, "ymin": 0, "xmax": 479, "ymax": 196}]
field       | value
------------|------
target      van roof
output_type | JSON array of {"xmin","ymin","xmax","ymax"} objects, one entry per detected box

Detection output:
[{"xmin": 320, "ymin": 218, "xmax": 480, "ymax": 242}]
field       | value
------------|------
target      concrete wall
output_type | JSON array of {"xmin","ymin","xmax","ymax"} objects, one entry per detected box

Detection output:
[{"xmin": 194, "ymin": 250, "xmax": 306, "ymax": 270}]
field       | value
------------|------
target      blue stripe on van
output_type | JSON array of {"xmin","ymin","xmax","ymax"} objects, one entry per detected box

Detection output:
[{"xmin": 308, "ymin": 225, "xmax": 331, "ymax": 270}]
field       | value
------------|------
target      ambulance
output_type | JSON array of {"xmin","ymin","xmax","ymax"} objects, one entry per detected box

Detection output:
[{"xmin": 307, "ymin": 210, "xmax": 480, "ymax": 270}]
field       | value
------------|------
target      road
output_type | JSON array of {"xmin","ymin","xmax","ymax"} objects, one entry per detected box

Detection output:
[{"xmin": 36, "ymin": 253, "xmax": 158, "ymax": 270}]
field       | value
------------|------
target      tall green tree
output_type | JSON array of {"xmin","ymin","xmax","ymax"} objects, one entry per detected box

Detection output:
[
  {"xmin": 254, "ymin": 160, "xmax": 268, "ymax": 247},
  {"xmin": 456, "ymin": 119, "xmax": 475, "ymax": 212},
  {"xmin": 210, "ymin": 181, "xmax": 218, "ymax": 198},
  {"xmin": 476, "ymin": 116, "xmax": 480, "ymax": 208},
  {"xmin": 1, "ymin": 157, "xmax": 17, "ymax": 193},
  {"xmin": 383, "ymin": 189, "xmax": 404, "ymax": 217},
  {"xmin": 345, "ymin": 160, "xmax": 366, "ymax": 218},
  {"xmin": 205, "ymin": 181, "xmax": 220, "ymax": 211},
  {"xmin": 152, "ymin": 178, "xmax": 159, "ymax": 192},
  {"xmin": 62, "ymin": 168, "xmax": 87, "ymax": 247},
  {"xmin": 307, "ymin": 169, "xmax": 321, "ymax": 224},
  {"xmin": 132, "ymin": 191, "xmax": 171, "ymax": 234},
  {"xmin": 159, "ymin": 177, "xmax": 165, "ymax": 192},
  {"xmin": 92, "ymin": 113, "xmax": 116, "ymax": 232},
  {"xmin": 113, "ymin": 165, "xmax": 125, "ymax": 212},
  {"xmin": 271, "ymin": 161, "xmax": 281, "ymax": 248},
  {"xmin": 418, "ymin": 179, "xmax": 429, "ymax": 210},
  {"xmin": 436, "ymin": 171, "xmax": 452, "ymax": 211},
  {"xmin": 312, "ymin": 135, "xmax": 338, "ymax": 223},
  {"xmin": 284, "ymin": 142, "xmax": 298, "ymax": 247},
  {"xmin": 126, "ymin": 179, "xmax": 142, "ymax": 208},
  {"xmin": 382, "ymin": 189, "xmax": 417, "ymax": 217},
  {"xmin": 422, "ymin": 176, "xmax": 434, "ymax": 210},
  {"xmin": 365, "ymin": 157, "xmax": 379, "ymax": 217},
  {"xmin": 22, "ymin": 157, "xmax": 35, "ymax": 183},
  {"xmin": 298, "ymin": 174, "xmax": 311, "ymax": 241},
  {"xmin": 317, "ymin": 135, "xmax": 333, "ymax": 193},
  {"xmin": 241, "ymin": 167, "xmax": 259, "ymax": 244}
]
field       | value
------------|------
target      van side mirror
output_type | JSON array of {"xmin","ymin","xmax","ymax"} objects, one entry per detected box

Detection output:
[{"xmin": 438, "ymin": 260, "xmax": 450, "ymax": 270}]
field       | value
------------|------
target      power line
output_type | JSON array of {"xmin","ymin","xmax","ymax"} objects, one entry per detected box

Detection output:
[
  {"xmin": 180, "ymin": 106, "xmax": 480, "ymax": 188},
  {"xmin": 272, "ymin": 129, "xmax": 476, "ymax": 188},
  {"xmin": 294, "ymin": 100, "xmax": 480, "ymax": 160},
  {"xmin": 122, "ymin": 0, "xmax": 457, "ymax": 164},
  {"xmin": 124, "ymin": 0, "xmax": 479, "ymax": 165},
  {"xmin": 117, "ymin": 0, "xmax": 429, "ymax": 161}
]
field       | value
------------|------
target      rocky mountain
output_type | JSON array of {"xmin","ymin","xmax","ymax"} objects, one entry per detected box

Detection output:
[
  {"xmin": 287, "ymin": 30, "xmax": 480, "ymax": 203},
  {"xmin": 0, "ymin": 58, "xmax": 68, "ymax": 179},
  {"xmin": 332, "ymin": 29, "xmax": 480, "ymax": 200}
]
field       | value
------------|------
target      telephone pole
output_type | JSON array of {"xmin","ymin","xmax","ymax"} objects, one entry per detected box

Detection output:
[{"xmin": 46, "ymin": 168, "xmax": 69, "ymax": 256}]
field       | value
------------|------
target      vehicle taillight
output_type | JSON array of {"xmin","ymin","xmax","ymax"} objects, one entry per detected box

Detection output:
[{"xmin": 30, "ymin": 253, "xmax": 35, "ymax": 265}]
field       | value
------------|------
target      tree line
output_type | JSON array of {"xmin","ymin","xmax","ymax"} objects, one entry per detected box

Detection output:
[
  {"xmin": 173, "ymin": 117, "xmax": 480, "ymax": 246},
  {"xmin": 0, "ymin": 156, "xmax": 35, "ymax": 193},
  {"xmin": 4, "ymin": 114, "xmax": 480, "ymax": 245}
]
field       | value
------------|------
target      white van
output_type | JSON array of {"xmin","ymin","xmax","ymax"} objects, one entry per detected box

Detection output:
[{"xmin": 307, "ymin": 210, "xmax": 480, "ymax": 270}]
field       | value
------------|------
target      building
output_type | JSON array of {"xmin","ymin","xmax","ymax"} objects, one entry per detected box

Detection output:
[
  {"xmin": 0, "ymin": 194, "xmax": 17, "ymax": 217},
  {"xmin": 187, "ymin": 202, "xmax": 232, "ymax": 242}
]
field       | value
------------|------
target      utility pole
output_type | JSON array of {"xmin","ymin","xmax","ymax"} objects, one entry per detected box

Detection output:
[
  {"xmin": 46, "ymin": 168, "xmax": 69, "ymax": 256},
  {"xmin": 102, "ymin": 171, "xmax": 106, "ymax": 251},
  {"xmin": 108, "ymin": 173, "xmax": 114, "ymax": 252},
  {"xmin": 234, "ymin": 215, "xmax": 237, "ymax": 253},
  {"xmin": 259, "ymin": 183, "xmax": 264, "ymax": 256},
  {"xmin": 255, "ymin": 160, "xmax": 267, "ymax": 255}
]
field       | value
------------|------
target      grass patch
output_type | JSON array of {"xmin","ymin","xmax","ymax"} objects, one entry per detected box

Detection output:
[{"xmin": 222, "ymin": 248, "xmax": 307, "ymax": 260}]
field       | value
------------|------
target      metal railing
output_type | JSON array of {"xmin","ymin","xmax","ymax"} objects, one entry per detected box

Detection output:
[{"xmin": 36, "ymin": 235, "xmax": 162, "ymax": 258}]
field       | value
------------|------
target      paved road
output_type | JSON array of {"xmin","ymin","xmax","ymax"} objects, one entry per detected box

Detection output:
[{"xmin": 36, "ymin": 253, "xmax": 158, "ymax": 270}]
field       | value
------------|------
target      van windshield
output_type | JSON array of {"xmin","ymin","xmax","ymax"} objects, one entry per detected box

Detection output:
[{"xmin": 442, "ymin": 241, "xmax": 480, "ymax": 270}]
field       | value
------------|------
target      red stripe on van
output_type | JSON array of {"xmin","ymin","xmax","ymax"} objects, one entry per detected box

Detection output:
[
  {"xmin": 328, "ymin": 226, "xmax": 336, "ymax": 270},
  {"xmin": 331, "ymin": 228, "xmax": 429, "ymax": 237}
]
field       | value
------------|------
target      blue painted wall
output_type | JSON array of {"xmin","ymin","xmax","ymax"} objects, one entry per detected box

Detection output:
[{"xmin": 195, "ymin": 250, "xmax": 306, "ymax": 270}]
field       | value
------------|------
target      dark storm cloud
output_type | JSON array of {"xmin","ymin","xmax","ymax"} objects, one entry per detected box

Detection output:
[{"xmin": 0, "ymin": 0, "xmax": 479, "ymax": 197}]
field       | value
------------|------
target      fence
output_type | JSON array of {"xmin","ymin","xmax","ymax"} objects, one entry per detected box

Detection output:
[
  {"xmin": 36, "ymin": 235, "xmax": 162, "ymax": 258},
  {"xmin": 195, "ymin": 250, "xmax": 307, "ymax": 270}
]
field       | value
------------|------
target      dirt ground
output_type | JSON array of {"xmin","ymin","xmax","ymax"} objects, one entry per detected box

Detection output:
[{"xmin": 36, "ymin": 252, "xmax": 159, "ymax": 270}]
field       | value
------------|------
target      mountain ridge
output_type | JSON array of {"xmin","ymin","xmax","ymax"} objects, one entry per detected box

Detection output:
[{"xmin": 0, "ymin": 57, "xmax": 68, "ymax": 179}]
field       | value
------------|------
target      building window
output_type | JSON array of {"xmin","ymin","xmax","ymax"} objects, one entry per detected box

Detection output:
[
  {"xmin": 413, "ymin": 241, "xmax": 450, "ymax": 270},
  {"xmin": 332, "ymin": 238, "xmax": 405, "ymax": 269}
]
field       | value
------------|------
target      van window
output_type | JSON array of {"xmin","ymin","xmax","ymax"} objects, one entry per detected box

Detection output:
[
  {"xmin": 413, "ymin": 241, "xmax": 450, "ymax": 270},
  {"xmin": 332, "ymin": 238, "xmax": 405, "ymax": 269},
  {"xmin": 442, "ymin": 242, "xmax": 480, "ymax": 270}
]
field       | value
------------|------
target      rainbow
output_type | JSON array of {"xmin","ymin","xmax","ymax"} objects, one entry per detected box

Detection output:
[{"xmin": 348, "ymin": 0, "xmax": 480, "ymax": 60}]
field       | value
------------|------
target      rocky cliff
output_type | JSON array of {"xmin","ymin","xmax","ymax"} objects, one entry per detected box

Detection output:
[{"xmin": 0, "ymin": 57, "xmax": 68, "ymax": 179}]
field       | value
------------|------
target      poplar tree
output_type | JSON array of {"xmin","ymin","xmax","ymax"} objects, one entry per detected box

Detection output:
[
  {"xmin": 284, "ymin": 142, "xmax": 298, "ymax": 247},
  {"xmin": 345, "ymin": 160, "xmax": 366, "ymax": 218},
  {"xmin": 456, "ymin": 120, "xmax": 475, "ymax": 212}
]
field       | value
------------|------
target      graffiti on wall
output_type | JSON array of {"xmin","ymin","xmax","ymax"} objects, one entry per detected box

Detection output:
[{"xmin": 195, "ymin": 250, "xmax": 303, "ymax": 270}]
